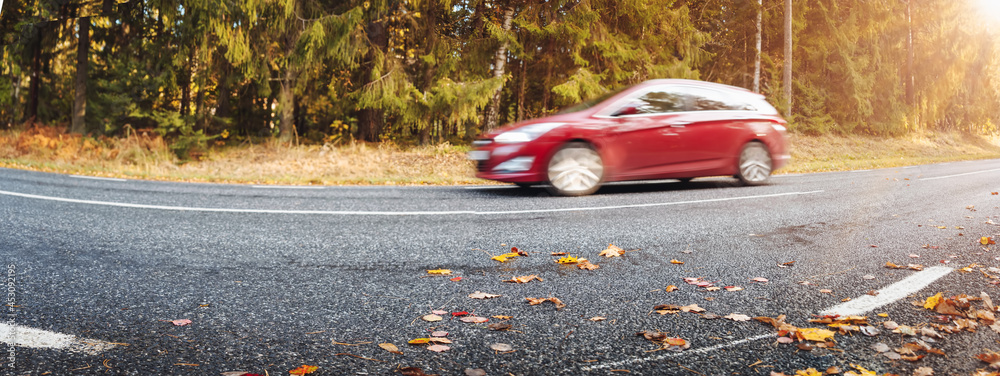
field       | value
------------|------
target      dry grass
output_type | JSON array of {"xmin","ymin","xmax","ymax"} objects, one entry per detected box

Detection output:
[
  {"xmin": 782, "ymin": 132, "xmax": 1000, "ymax": 174},
  {"xmin": 2, "ymin": 127, "xmax": 999, "ymax": 185}
]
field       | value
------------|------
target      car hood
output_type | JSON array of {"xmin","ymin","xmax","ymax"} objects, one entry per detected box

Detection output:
[{"xmin": 480, "ymin": 113, "xmax": 584, "ymax": 139}]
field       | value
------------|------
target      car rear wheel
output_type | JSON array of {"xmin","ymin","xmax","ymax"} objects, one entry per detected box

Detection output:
[
  {"xmin": 546, "ymin": 142, "xmax": 604, "ymax": 196},
  {"xmin": 736, "ymin": 141, "xmax": 772, "ymax": 185}
]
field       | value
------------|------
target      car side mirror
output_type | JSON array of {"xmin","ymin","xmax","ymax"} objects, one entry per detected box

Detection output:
[{"xmin": 612, "ymin": 106, "xmax": 638, "ymax": 117}]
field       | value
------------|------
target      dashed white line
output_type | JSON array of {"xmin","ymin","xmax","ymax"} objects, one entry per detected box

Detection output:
[
  {"xmin": 0, "ymin": 323, "xmax": 119, "ymax": 355},
  {"xmin": 919, "ymin": 168, "xmax": 1000, "ymax": 181},
  {"xmin": 70, "ymin": 175, "xmax": 127, "ymax": 182},
  {"xmin": 583, "ymin": 266, "xmax": 954, "ymax": 372},
  {"xmin": 820, "ymin": 266, "xmax": 953, "ymax": 316},
  {"xmin": 0, "ymin": 189, "xmax": 823, "ymax": 216}
]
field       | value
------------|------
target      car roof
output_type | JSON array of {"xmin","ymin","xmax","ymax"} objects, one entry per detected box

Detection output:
[{"xmin": 637, "ymin": 79, "xmax": 759, "ymax": 96}]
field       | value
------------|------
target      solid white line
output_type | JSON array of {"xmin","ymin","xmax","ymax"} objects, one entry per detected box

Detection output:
[
  {"xmin": 463, "ymin": 185, "xmax": 519, "ymax": 190},
  {"xmin": 919, "ymin": 168, "xmax": 1000, "ymax": 181},
  {"xmin": 70, "ymin": 175, "xmax": 127, "ymax": 182},
  {"xmin": 0, "ymin": 323, "xmax": 118, "ymax": 355},
  {"xmin": 0, "ymin": 189, "xmax": 824, "ymax": 216},
  {"xmin": 583, "ymin": 266, "xmax": 953, "ymax": 371},
  {"xmin": 251, "ymin": 185, "xmax": 324, "ymax": 189},
  {"xmin": 581, "ymin": 333, "xmax": 775, "ymax": 371},
  {"xmin": 820, "ymin": 266, "xmax": 953, "ymax": 316}
]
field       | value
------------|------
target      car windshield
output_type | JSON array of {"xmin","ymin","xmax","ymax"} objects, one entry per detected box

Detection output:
[{"xmin": 556, "ymin": 87, "xmax": 627, "ymax": 114}]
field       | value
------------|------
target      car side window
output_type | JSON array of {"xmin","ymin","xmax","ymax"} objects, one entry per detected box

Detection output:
[
  {"xmin": 681, "ymin": 87, "xmax": 752, "ymax": 111},
  {"xmin": 633, "ymin": 88, "xmax": 687, "ymax": 114}
]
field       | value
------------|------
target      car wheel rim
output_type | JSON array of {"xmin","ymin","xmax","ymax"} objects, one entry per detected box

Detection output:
[
  {"xmin": 739, "ymin": 145, "xmax": 772, "ymax": 182},
  {"xmin": 548, "ymin": 148, "xmax": 603, "ymax": 193}
]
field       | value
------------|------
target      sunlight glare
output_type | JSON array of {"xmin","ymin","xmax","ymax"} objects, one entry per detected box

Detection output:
[{"xmin": 975, "ymin": 0, "xmax": 1000, "ymax": 22}]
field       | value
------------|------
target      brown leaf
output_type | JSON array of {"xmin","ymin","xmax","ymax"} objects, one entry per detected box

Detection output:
[
  {"xmin": 724, "ymin": 313, "xmax": 752, "ymax": 321},
  {"xmin": 379, "ymin": 343, "xmax": 403, "ymax": 355},
  {"xmin": 428, "ymin": 337, "xmax": 452, "ymax": 344},
  {"xmin": 459, "ymin": 316, "xmax": 489, "ymax": 323},
  {"xmin": 637, "ymin": 331, "xmax": 667, "ymax": 342},
  {"xmin": 680, "ymin": 304, "xmax": 706, "ymax": 313},
  {"xmin": 422, "ymin": 314, "xmax": 443, "ymax": 322},
  {"xmin": 489, "ymin": 343, "xmax": 513, "ymax": 352},
  {"xmin": 600, "ymin": 244, "xmax": 624, "ymax": 257},
  {"xmin": 551, "ymin": 252, "xmax": 567, "ymax": 256},
  {"xmin": 913, "ymin": 367, "xmax": 934, "ymax": 376},
  {"xmin": 589, "ymin": 316, "xmax": 607, "ymax": 322},
  {"xmin": 399, "ymin": 367, "xmax": 438, "ymax": 376},
  {"xmin": 664, "ymin": 285, "xmax": 678, "ymax": 292},
  {"xmin": 779, "ymin": 261, "xmax": 796, "ymax": 268},
  {"xmin": 430, "ymin": 331, "xmax": 448, "ymax": 337},
  {"xmin": 488, "ymin": 323, "xmax": 512, "ymax": 331},
  {"xmin": 491, "ymin": 315, "xmax": 512, "ymax": 320},
  {"xmin": 796, "ymin": 343, "xmax": 813, "ymax": 351},
  {"xmin": 819, "ymin": 289, "xmax": 833, "ymax": 294},
  {"xmin": 426, "ymin": 344, "xmax": 450, "ymax": 352},
  {"xmin": 577, "ymin": 260, "xmax": 600, "ymax": 270},
  {"xmin": 468, "ymin": 291, "xmax": 501, "ymax": 299},
  {"xmin": 505, "ymin": 274, "xmax": 542, "ymax": 283},
  {"xmin": 525, "ymin": 297, "xmax": 566, "ymax": 310}
]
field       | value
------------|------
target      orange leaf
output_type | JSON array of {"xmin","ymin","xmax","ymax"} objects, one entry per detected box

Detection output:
[
  {"xmin": 408, "ymin": 338, "xmax": 430, "ymax": 345},
  {"xmin": 984, "ymin": 237, "xmax": 997, "ymax": 245},
  {"xmin": 664, "ymin": 285, "xmax": 678, "ymax": 292},
  {"xmin": 599, "ymin": 244, "xmax": 624, "ymax": 257},
  {"xmin": 670, "ymin": 259, "xmax": 684, "ymax": 265},
  {"xmin": 450, "ymin": 276, "xmax": 462, "ymax": 282},
  {"xmin": 289, "ymin": 365, "xmax": 318, "ymax": 375},
  {"xmin": 577, "ymin": 260, "xmax": 599, "ymax": 270}
]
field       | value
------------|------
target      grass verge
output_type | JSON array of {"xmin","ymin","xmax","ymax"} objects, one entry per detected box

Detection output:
[{"xmin": 1, "ymin": 126, "xmax": 998, "ymax": 185}]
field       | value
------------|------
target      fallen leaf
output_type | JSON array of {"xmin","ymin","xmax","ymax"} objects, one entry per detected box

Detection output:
[
  {"xmin": 725, "ymin": 313, "xmax": 752, "ymax": 321},
  {"xmin": 665, "ymin": 337, "xmax": 687, "ymax": 347},
  {"xmin": 798, "ymin": 328, "xmax": 835, "ymax": 342},
  {"xmin": 590, "ymin": 317, "xmax": 607, "ymax": 322},
  {"xmin": 779, "ymin": 261, "xmax": 796, "ymax": 268},
  {"xmin": 665, "ymin": 285, "xmax": 678, "ymax": 292},
  {"xmin": 796, "ymin": 343, "xmax": 814, "ymax": 351},
  {"xmin": 171, "ymin": 319, "xmax": 192, "ymax": 326},
  {"xmin": 526, "ymin": 297, "xmax": 566, "ymax": 309},
  {"xmin": 431, "ymin": 310, "xmax": 447, "ymax": 315},
  {"xmin": 492, "ymin": 253, "xmax": 519, "ymax": 263},
  {"xmin": 452, "ymin": 311, "xmax": 469, "ymax": 316},
  {"xmin": 924, "ymin": 292, "xmax": 942, "ymax": 309},
  {"xmin": 379, "ymin": 343, "xmax": 402, "ymax": 355},
  {"xmin": 702, "ymin": 313, "xmax": 721, "ymax": 319},
  {"xmin": 984, "ymin": 237, "xmax": 997, "ymax": 245},
  {"xmin": 460, "ymin": 316, "xmax": 489, "ymax": 323},
  {"xmin": 422, "ymin": 314, "xmax": 443, "ymax": 322},
  {"xmin": 909, "ymin": 254, "xmax": 920, "ymax": 258},
  {"xmin": 505, "ymin": 274, "xmax": 542, "ymax": 283},
  {"xmin": 450, "ymin": 277, "xmax": 462, "ymax": 282},
  {"xmin": 977, "ymin": 351, "xmax": 1000, "ymax": 369},
  {"xmin": 556, "ymin": 255, "xmax": 579, "ymax": 264},
  {"xmin": 427, "ymin": 269, "xmax": 452, "ymax": 275},
  {"xmin": 681, "ymin": 304, "xmax": 706, "ymax": 313},
  {"xmin": 427, "ymin": 344, "xmax": 450, "ymax": 352},
  {"xmin": 399, "ymin": 367, "xmax": 436, "ymax": 376},
  {"xmin": 488, "ymin": 323, "xmax": 512, "ymax": 331},
  {"xmin": 777, "ymin": 336, "xmax": 794, "ymax": 344},
  {"xmin": 913, "ymin": 367, "xmax": 934, "ymax": 376},
  {"xmin": 464, "ymin": 369, "xmax": 487, "ymax": 376},
  {"xmin": 289, "ymin": 365, "xmax": 318, "ymax": 375},
  {"xmin": 908, "ymin": 264, "xmax": 924, "ymax": 271},
  {"xmin": 752, "ymin": 277, "xmax": 769, "ymax": 283},
  {"xmin": 492, "ymin": 315, "xmax": 512, "ymax": 320},
  {"xmin": 670, "ymin": 259, "xmax": 684, "ymax": 265},
  {"xmin": 600, "ymin": 244, "xmax": 625, "ymax": 257},
  {"xmin": 883, "ymin": 351, "xmax": 902, "ymax": 360},
  {"xmin": 408, "ymin": 338, "xmax": 431, "ymax": 345},
  {"xmin": 860, "ymin": 326, "xmax": 880, "ymax": 336},
  {"xmin": 511, "ymin": 247, "xmax": 527, "ymax": 256},
  {"xmin": 885, "ymin": 262, "xmax": 904, "ymax": 269},
  {"xmin": 221, "ymin": 372, "xmax": 251, "ymax": 376},
  {"xmin": 489, "ymin": 343, "xmax": 513, "ymax": 352},
  {"xmin": 431, "ymin": 331, "xmax": 448, "ymax": 337},
  {"xmin": 705, "ymin": 286, "xmax": 721, "ymax": 292},
  {"xmin": 468, "ymin": 291, "xmax": 501, "ymax": 299},
  {"xmin": 826, "ymin": 366, "xmax": 841, "ymax": 374},
  {"xmin": 872, "ymin": 343, "xmax": 891, "ymax": 352},
  {"xmin": 884, "ymin": 321, "xmax": 899, "ymax": 330},
  {"xmin": 577, "ymin": 260, "xmax": 600, "ymax": 270},
  {"xmin": 862, "ymin": 275, "xmax": 876, "ymax": 280},
  {"xmin": 725, "ymin": 286, "xmax": 744, "ymax": 292},
  {"xmin": 551, "ymin": 252, "xmax": 567, "ymax": 256},
  {"xmin": 819, "ymin": 289, "xmax": 833, "ymax": 294}
]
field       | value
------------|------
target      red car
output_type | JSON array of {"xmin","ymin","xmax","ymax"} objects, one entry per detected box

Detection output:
[{"xmin": 469, "ymin": 79, "xmax": 790, "ymax": 196}]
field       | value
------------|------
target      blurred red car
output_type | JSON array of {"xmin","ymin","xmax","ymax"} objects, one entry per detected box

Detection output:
[{"xmin": 469, "ymin": 79, "xmax": 790, "ymax": 196}]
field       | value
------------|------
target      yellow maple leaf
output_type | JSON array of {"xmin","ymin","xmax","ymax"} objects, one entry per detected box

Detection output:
[
  {"xmin": 427, "ymin": 269, "xmax": 452, "ymax": 275},
  {"xmin": 795, "ymin": 368, "xmax": 823, "ymax": 376},
  {"xmin": 556, "ymin": 255, "xmax": 578, "ymax": 264},
  {"xmin": 848, "ymin": 364, "xmax": 877, "ymax": 376},
  {"xmin": 289, "ymin": 365, "xmax": 318, "ymax": 375},
  {"xmin": 797, "ymin": 328, "xmax": 835, "ymax": 342},
  {"xmin": 492, "ymin": 252, "xmax": 520, "ymax": 263},
  {"xmin": 924, "ymin": 292, "xmax": 943, "ymax": 309}
]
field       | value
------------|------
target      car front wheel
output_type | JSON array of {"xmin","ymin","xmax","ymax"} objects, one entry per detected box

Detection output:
[
  {"xmin": 546, "ymin": 142, "xmax": 604, "ymax": 196},
  {"xmin": 736, "ymin": 141, "xmax": 773, "ymax": 185}
]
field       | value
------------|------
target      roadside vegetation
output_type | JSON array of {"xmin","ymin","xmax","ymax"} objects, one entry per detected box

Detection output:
[{"xmin": 2, "ymin": 126, "xmax": 998, "ymax": 185}]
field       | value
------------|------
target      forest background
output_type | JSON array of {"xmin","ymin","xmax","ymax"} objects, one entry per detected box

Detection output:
[{"xmin": 1, "ymin": 0, "xmax": 1000, "ymax": 184}]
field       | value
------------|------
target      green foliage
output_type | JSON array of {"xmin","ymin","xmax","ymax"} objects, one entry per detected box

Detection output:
[{"xmin": 131, "ymin": 108, "xmax": 216, "ymax": 160}]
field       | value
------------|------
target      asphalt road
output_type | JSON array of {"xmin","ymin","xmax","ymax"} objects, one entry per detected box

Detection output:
[{"xmin": 1, "ymin": 160, "xmax": 1000, "ymax": 376}]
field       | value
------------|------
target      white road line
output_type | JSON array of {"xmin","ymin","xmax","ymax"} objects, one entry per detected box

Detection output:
[
  {"xmin": 251, "ymin": 185, "xmax": 325, "ymax": 189},
  {"xmin": 919, "ymin": 168, "xmax": 1000, "ymax": 181},
  {"xmin": 583, "ymin": 266, "xmax": 953, "ymax": 372},
  {"xmin": 0, "ymin": 189, "xmax": 823, "ymax": 216},
  {"xmin": 820, "ymin": 266, "xmax": 953, "ymax": 316},
  {"xmin": 0, "ymin": 323, "xmax": 118, "ymax": 355},
  {"xmin": 581, "ymin": 333, "xmax": 775, "ymax": 371},
  {"xmin": 463, "ymin": 185, "xmax": 519, "ymax": 190},
  {"xmin": 849, "ymin": 169, "xmax": 872, "ymax": 173},
  {"xmin": 70, "ymin": 175, "xmax": 127, "ymax": 182}
]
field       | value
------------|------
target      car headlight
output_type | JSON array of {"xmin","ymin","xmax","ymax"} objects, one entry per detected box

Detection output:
[
  {"xmin": 494, "ymin": 122, "xmax": 566, "ymax": 143},
  {"xmin": 493, "ymin": 157, "xmax": 535, "ymax": 172}
]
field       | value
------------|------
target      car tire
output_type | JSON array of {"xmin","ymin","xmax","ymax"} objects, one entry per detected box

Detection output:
[
  {"xmin": 545, "ymin": 142, "xmax": 604, "ymax": 196},
  {"xmin": 515, "ymin": 183, "xmax": 533, "ymax": 189},
  {"xmin": 736, "ymin": 141, "xmax": 773, "ymax": 185}
]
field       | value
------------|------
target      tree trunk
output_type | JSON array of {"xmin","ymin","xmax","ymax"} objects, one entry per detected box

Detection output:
[
  {"xmin": 482, "ymin": 7, "xmax": 514, "ymax": 131},
  {"xmin": 782, "ymin": 0, "xmax": 792, "ymax": 118},
  {"xmin": 905, "ymin": 0, "xmax": 914, "ymax": 106},
  {"xmin": 753, "ymin": 0, "xmax": 762, "ymax": 93},
  {"xmin": 70, "ymin": 17, "xmax": 89, "ymax": 134},
  {"xmin": 357, "ymin": 20, "xmax": 388, "ymax": 142},
  {"xmin": 517, "ymin": 59, "xmax": 526, "ymax": 122},
  {"xmin": 277, "ymin": 70, "xmax": 296, "ymax": 141},
  {"xmin": 26, "ymin": 24, "xmax": 43, "ymax": 124}
]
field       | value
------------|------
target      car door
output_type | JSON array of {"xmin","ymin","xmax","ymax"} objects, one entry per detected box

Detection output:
[
  {"xmin": 603, "ymin": 86, "xmax": 696, "ymax": 179},
  {"xmin": 663, "ymin": 86, "xmax": 747, "ymax": 173}
]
